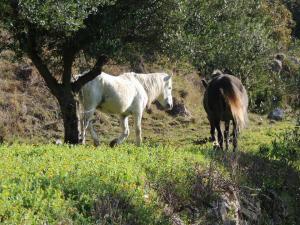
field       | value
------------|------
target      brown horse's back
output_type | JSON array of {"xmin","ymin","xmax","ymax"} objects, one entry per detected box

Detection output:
[
  {"xmin": 203, "ymin": 74, "xmax": 248, "ymax": 129},
  {"xmin": 202, "ymin": 72, "xmax": 248, "ymax": 151}
]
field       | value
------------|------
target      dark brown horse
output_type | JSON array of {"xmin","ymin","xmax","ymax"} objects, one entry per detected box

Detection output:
[{"xmin": 202, "ymin": 70, "xmax": 248, "ymax": 151}]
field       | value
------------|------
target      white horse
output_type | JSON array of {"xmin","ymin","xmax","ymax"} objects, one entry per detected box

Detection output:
[{"xmin": 78, "ymin": 72, "xmax": 173, "ymax": 146}]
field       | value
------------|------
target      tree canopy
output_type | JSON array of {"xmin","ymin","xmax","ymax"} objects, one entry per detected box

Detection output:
[
  {"xmin": 1, "ymin": 0, "xmax": 180, "ymax": 79},
  {"xmin": 0, "ymin": 0, "xmax": 182, "ymax": 143}
]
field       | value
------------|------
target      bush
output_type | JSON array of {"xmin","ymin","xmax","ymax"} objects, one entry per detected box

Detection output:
[
  {"xmin": 181, "ymin": 0, "xmax": 296, "ymax": 113},
  {"xmin": 259, "ymin": 126, "xmax": 300, "ymax": 167}
]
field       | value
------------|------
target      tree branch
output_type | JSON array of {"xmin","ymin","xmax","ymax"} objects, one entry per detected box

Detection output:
[
  {"xmin": 61, "ymin": 10, "xmax": 105, "ymax": 86},
  {"xmin": 62, "ymin": 45, "xmax": 76, "ymax": 86},
  {"xmin": 9, "ymin": 0, "xmax": 60, "ymax": 96},
  {"xmin": 68, "ymin": 10, "xmax": 102, "ymax": 54},
  {"xmin": 71, "ymin": 55, "xmax": 108, "ymax": 93},
  {"xmin": 26, "ymin": 28, "xmax": 60, "ymax": 96}
]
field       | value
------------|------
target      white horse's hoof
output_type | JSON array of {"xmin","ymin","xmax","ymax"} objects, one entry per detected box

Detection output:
[
  {"xmin": 93, "ymin": 140, "xmax": 100, "ymax": 147},
  {"xmin": 109, "ymin": 138, "xmax": 119, "ymax": 147}
]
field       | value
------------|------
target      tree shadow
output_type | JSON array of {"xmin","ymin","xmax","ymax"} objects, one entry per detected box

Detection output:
[{"xmin": 202, "ymin": 148, "xmax": 300, "ymax": 225}]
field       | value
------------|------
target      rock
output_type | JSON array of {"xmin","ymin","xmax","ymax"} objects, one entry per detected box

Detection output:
[
  {"xmin": 269, "ymin": 54, "xmax": 285, "ymax": 74},
  {"xmin": 275, "ymin": 53, "xmax": 285, "ymax": 61},
  {"xmin": 15, "ymin": 65, "xmax": 33, "ymax": 81},
  {"xmin": 55, "ymin": 139, "xmax": 63, "ymax": 145},
  {"xmin": 288, "ymin": 56, "xmax": 300, "ymax": 65},
  {"xmin": 210, "ymin": 184, "xmax": 263, "ymax": 225},
  {"xmin": 267, "ymin": 108, "xmax": 284, "ymax": 121},
  {"xmin": 167, "ymin": 98, "xmax": 191, "ymax": 117},
  {"xmin": 257, "ymin": 117, "xmax": 263, "ymax": 125},
  {"xmin": 270, "ymin": 59, "xmax": 283, "ymax": 74}
]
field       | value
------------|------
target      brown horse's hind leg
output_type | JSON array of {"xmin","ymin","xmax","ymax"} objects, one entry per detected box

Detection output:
[
  {"xmin": 224, "ymin": 121, "xmax": 230, "ymax": 151},
  {"xmin": 215, "ymin": 120, "xmax": 223, "ymax": 150},
  {"xmin": 233, "ymin": 121, "xmax": 238, "ymax": 152},
  {"xmin": 209, "ymin": 119, "xmax": 216, "ymax": 142}
]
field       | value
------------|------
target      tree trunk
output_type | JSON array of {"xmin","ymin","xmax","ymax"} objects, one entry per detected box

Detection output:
[
  {"xmin": 25, "ymin": 32, "xmax": 107, "ymax": 144},
  {"xmin": 58, "ymin": 88, "xmax": 80, "ymax": 144}
]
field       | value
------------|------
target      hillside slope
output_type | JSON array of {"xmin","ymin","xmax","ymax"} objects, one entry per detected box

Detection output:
[
  {"xmin": 0, "ymin": 56, "xmax": 299, "ymax": 224},
  {"xmin": 0, "ymin": 55, "xmax": 296, "ymax": 146},
  {"xmin": 0, "ymin": 56, "xmax": 208, "ymax": 145}
]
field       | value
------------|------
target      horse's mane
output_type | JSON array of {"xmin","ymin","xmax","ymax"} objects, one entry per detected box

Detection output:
[{"xmin": 123, "ymin": 72, "xmax": 166, "ymax": 107}]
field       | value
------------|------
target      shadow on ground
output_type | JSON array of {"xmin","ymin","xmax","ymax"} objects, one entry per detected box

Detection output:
[{"xmin": 199, "ymin": 147, "xmax": 300, "ymax": 225}]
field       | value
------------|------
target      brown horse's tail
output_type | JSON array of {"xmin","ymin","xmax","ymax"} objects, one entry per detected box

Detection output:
[{"xmin": 221, "ymin": 83, "xmax": 248, "ymax": 130}]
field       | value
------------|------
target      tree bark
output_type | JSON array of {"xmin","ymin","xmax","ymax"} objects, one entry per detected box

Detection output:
[
  {"xmin": 72, "ymin": 55, "xmax": 108, "ymax": 93},
  {"xmin": 58, "ymin": 88, "xmax": 80, "ymax": 144}
]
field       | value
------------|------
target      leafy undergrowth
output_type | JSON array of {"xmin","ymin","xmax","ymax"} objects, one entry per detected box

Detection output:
[
  {"xmin": 1, "ymin": 122, "xmax": 299, "ymax": 225},
  {"xmin": 0, "ymin": 143, "xmax": 218, "ymax": 225}
]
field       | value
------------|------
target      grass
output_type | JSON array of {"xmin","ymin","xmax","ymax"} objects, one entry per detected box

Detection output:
[
  {"xmin": 239, "ymin": 115, "xmax": 294, "ymax": 152},
  {"xmin": 0, "ymin": 143, "xmax": 212, "ymax": 225},
  {"xmin": 0, "ymin": 119, "xmax": 299, "ymax": 224}
]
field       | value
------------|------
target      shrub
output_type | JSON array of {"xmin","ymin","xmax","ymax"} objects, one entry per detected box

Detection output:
[
  {"xmin": 182, "ymin": 0, "xmax": 295, "ymax": 113},
  {"xmin": 259, "ymin": 126, "xmax": 300, "ymax": 167}
]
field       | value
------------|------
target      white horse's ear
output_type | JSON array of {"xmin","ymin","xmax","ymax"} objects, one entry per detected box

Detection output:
[{"xmin": 164, "ymin": 75, "xmax": 172, "ymax": 81}]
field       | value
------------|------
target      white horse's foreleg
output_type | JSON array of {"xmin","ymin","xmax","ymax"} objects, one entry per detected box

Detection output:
[
  {"xmin": 77, "ymin": 100, "xmax": 84, "ymax": 144},
  {"xmin": 82, "ymin": 110, "xmax": 100, "ymax": 146},
  {"xmin": 134, "ymin": 113, "xmax": 142, "ymax": 146},
  {"xmin": 89, "ymin": 120, "xmax": 100, "ymax": 146},
  {"xmin": 80, "ymin": 112, "xmax": 90, "ymax": 145},
  {"xmin": 118, "ymin": 116, "xmax": 130, "ymax": 144},
  {"xmin": 80, "ymin": 116, "xmax": 86, "ymax": 144},
  {"xmin": 110, "ymin": 116, "xmax": 129, "ymax": 147}
]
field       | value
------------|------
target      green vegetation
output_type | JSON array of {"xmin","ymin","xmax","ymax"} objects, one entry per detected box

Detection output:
[
  {"xmin": 1, "ymin": 0, "xmax": 299, "ymax": 142},
  {"xmin": 0, "ymin": 119, "xmax": 299, "ymax": 224},
  {"xmin": 0, "ymin": 143, "xmax": 208, "ymax": 224},
  {"xmin": 182, "ymin": 0, "xmax": 299, "ymax": 113},
  {"xmin": 259, "ymin": 125, "xmax": 300, "ymax": 168}
]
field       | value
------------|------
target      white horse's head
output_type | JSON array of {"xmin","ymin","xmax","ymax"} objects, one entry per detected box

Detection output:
[{"xmin": 157, "ymin": 75, "xmax": 173, "ymax": 110}]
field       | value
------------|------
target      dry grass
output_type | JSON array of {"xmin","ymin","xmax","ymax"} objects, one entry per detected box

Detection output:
[
  {"xmin": 0, "ymin": 55, "xmax": 63, "ymax": 143},
  {"xmin": 0, "ymin": 54, "xmax": 211, "ymax": 145},
  {"xmin": 0, "ymin": 54, "xmax": 296, "ymax": 147}
]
